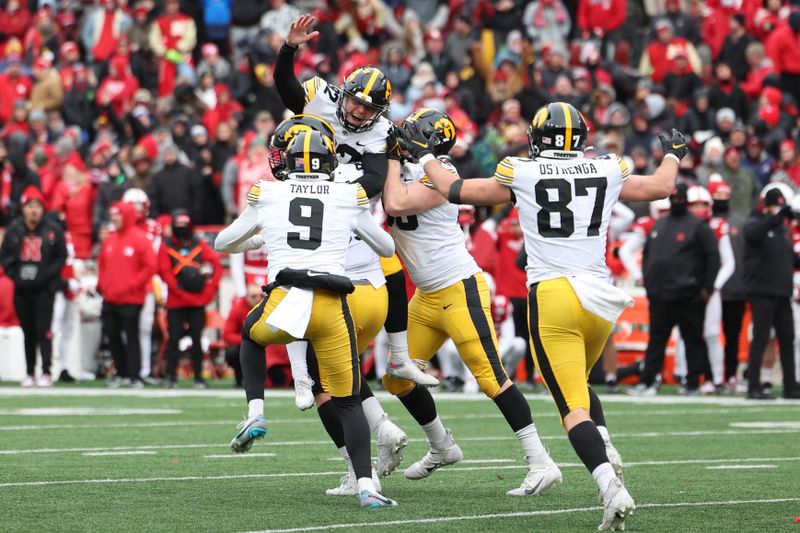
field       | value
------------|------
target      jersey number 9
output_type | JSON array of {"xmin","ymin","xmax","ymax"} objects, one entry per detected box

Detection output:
[{"xmin": 287, "ymin": 198, "xmax": 324, "ymax": 250}]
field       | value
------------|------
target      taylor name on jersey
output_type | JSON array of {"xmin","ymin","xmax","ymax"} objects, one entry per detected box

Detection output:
[{"xmin": 302, "ymin": 76, "xmax": 391, "ymax": 163}]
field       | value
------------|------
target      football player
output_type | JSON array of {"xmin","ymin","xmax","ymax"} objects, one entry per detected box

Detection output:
[
  {"xmin": 382, "ymin": 109, "xmax": 561, "ymax": 496},
  {"xmin": 214, "ymin": 131, "xmax": 397, "ymax": 509},
  {"xmin": 269, "ymin": 114, "xmax": 409, "ymax": 491},
  {"xmin": 274, "ymin": 14, "xmax": 435, "ymax": 388},
  {"xmin": 399, "ymin": 101, "xmax": 690, "ymax": 530}
]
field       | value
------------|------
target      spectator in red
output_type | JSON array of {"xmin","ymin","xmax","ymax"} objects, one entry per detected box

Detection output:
[
  {"xmin": 523, "ymin": 0, "xmax": 572, "ymax": 52},
  {"xmin": 63, "ymin": 156, "xmax": 96, "ymax": 259},
  {"xmin": 663, "ymin": 50, "xmax": 703, "ymax": 116},
  {"xmin": 741, "ymin": 41, "xmax": 778, "ymax": 99},
  {"xmin": 702, "ymin": 0, "xmax": 740, "ymax": 60},
  {"xmin": 0, "ymin": 56, "xmax": 32, "ymax": 124},
  {"xmin": 81, "ymin": 0, "xmax": 132, "ymax": 64},
  {"xmin": 22, "ymin": 9, "xmax": 60, "ymax": 61},
  {"xmin": 158, "ymin": 210, "xmax": 221, "ymax": 388},
  {"xmin": 576, "ymin": 0, "xmax": 626, "ymax": 55},
  {"xmin": 461, "ymin": 205, "xmax": 498, "ymax": 276},
  {"xmin": 149, "ymin": 0, "xmax": 197, "ymax": 98},
  {"xmin": 202, "ymin": 83, "xmax": 243, "ymax": 140},
  {"xmin": 774, "ymin": 139, "xmax": 800, "ymax": 187},
  {"xmin": 752, "ymin": 0, "xmax": 791, "ymax": 40},
  {"xmin": 57, "ymin": 41, "xmax": 82, "ymax": 93},
  {"xmin": 1, "ymin": 101, "xmax": 30, "ymax": 142},
  {"xmin": 766, "ymin": 12, "xmax": 800, "ymax": 97},
  {"xmin": 96, "ymin": 55, "xmax": 140, "ymax": 117},
  {"xmin": 223, "ymin": 283, "xmax": 264, "ymax": 387},
  {"xmin": 97, "ymin": 201, "xmax": 156, "ymax": 388},
  {"xmin": 0, "ymin": 266, "xmax": 19, "ymax": 327},
  {"xmin": 639, "ymin": 18, "xmax": 701, "ymax": 84},
  {"xmin": 0, "ymin": 1, "xmax": 31, "ymax": 45}
]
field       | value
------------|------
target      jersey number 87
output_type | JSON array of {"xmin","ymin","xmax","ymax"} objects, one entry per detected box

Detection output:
[{"xmin": 536, "ymin": 177, "xmax": 607, "ymax": 238}]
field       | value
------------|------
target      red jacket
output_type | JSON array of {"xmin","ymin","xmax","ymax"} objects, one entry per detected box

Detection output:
[
  {"xmin": 577, "ymin": 0, "xmax": 626, "ymax": 34},
  {"xmin": 466, "ymin": 225, "xmax": 498, "ymax": 277},
  {"xmin": 97, "ymin": 202, "xmax": 157, "ymax": 305},
  {"xmin": 766, "ymin": 23, "xmax": 800, "ymax": 75},
  {"xmin": 158, "ymin": 234, "xmax": 221, "ymax": 308},
  {"xmin": 223, "ymin": 296, "xmax": 251, "ymax": 346},
  {"xmin": 495, "ymin": 212, "xmax": 528, "ymax": 299},
  {"xmin": 64, "ymin": 182, "xmax": 97, "ymax": 259},
  {"xmin": 643, "ymin": 37, "xmax": 694, "ymax": 83},
  {"xmin": 0, "ymin": 267, "xmax": 18, "ymax": 326}
]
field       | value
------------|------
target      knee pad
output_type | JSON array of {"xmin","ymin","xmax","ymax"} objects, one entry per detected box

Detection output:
[{"xmin": 381, "ymin": 373, "xmax": 415, "ymax": 396}]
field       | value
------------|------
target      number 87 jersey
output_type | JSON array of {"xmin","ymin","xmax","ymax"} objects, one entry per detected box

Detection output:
[{"xmin": 494, "ymin": 153, "xmax": 630, "ymax": 286}]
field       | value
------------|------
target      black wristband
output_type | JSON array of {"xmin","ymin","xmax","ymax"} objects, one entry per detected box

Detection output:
[{"xmin": 447, "ymin": 180, "xmax": 464, "ymax": 204}]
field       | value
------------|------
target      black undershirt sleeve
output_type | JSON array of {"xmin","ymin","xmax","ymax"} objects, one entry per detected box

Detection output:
[
  {"xmin": 274, "ymin": 43, "xmax": 306, "ymax": 114},
  {"xmin": 356, "ymin": 152, "xmax": 388, "ymax": 199}
]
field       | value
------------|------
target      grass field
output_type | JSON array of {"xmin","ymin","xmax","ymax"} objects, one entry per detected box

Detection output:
[{"xmin": 1, "ymin": 383, "xmax": 799, "ymax": 532}]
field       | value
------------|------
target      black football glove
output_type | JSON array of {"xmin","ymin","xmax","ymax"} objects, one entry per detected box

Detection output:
[
  {"xmin": 658, "ymin": 128, "xmax": 689, "ymax": 160},
  {"xmin": 397, "ymin": 121, "xmax": 436, "ymax": 162},
  {"xmin": 386, "ymin": 126, "xmax": 403, "ymax": 161}
]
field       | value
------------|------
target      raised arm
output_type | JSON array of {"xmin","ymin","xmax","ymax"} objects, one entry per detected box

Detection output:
[
  {"xmin": 620, "ymin": 129, "xmax": 689, "ymax": 202},
  {"xmin": 274, "ymin": 15, "xmax": 320, "ymax": 114},
  {"xmin": 397, "ymin": 122, "xmax": 511, "ymax": 206},
  {"xmin": 214, "ymin": 205, "xmax": 261, "ymax": 253}
]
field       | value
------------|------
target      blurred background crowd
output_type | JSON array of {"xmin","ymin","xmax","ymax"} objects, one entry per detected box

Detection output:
[{"xmin": 0, "ymin": 0, "xmax": 799, "ymax": 392}]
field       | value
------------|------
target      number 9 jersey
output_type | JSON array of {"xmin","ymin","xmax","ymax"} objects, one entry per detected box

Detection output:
[
  {"xmin": 494, "ymin": 154, "xmax": 630, "ymax": 286},
  {"xmin": 247, "ymin": 179, "xmax": 370, "ymax": 284}
]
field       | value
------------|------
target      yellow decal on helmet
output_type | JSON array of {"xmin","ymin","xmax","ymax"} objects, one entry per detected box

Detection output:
[
  {"xmin": 531, "ymin": 107, "xmax": 548, "ymax": 128},
  {"xmin": 434, "ymin": 117, "xmax": 456, "ymax": 141}
]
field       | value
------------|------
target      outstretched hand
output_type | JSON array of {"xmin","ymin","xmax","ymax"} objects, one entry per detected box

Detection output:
[
  {"xmin": 286, "ymin": 15, "xmax": 319, "ymax": 48},
  {"xmin": 397, "ymin": 122, "xmax": 436, "ymax": 163},
  {"xmin": 658, "ymin": 128, "xmax": 689, "ymax": 161}
]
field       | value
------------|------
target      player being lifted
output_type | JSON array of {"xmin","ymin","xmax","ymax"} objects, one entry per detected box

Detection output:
[
  {"xmin": 214, "ymin": 131, "xmax": 397, "ymax": 509},
  {"xmin": 381, "ymin": 109, "xmax": 561, "ymax": 496},
  {"xmin": 268, "ymin": 114, "xmax": 408, "ymax": 492},
  {"xmin": 274, "ymin": 14, "xmax": 436, "ymax": 395},
  {"xmin": 398, "ymin": 102, "xmax": 689, "ymax": 530}
]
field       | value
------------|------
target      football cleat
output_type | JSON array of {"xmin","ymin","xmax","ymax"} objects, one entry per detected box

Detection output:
[
  {"xmin": 326, "ymin": 469, "xmax": 381, "ymax": 496},
  {"xmin": 294, "ymin": 377, "xmax": 315, "ymax": 411},
  {"xmin": 506, "ymin": 460, "xmax": 562, "ymax": 496},
  {"xmin": 230, "ymin": 415, "xmax": 268, "ymax": 453},
  {"xmin": 404, "ymin": 430, "xmax": 463, "ymax": 480},
  {"xmin": 387, "ymin": 359, "xmax": 439, "ymax": 386},
  {"xmin": 599, "ymin": 477, "xmax": 635, "ymax": 531},
  {"xmin": 359, "ymin": 490, "xmax": 398, "ymax": 509},
  {"xmin": 626, "ymin": 383, "xmax": 657, "ymax": 397},
  {"xmin": 598, "ymin": 447, "xmax": 625, "ymax": 503},
  {"xmin": 375, "ymin": 416, "xmax": 408, "ymax": 477}
]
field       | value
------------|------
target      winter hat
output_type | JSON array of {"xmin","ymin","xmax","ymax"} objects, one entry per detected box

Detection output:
[
  {"xmin": 764, "ymin": 188, "xmax": 786, "ymax": 207},
  {"xmin": 21, "ymin": 186, "xmax": 45, "ymax": 206},
  {"xmin": 716, "ymin": 107, "xmax": 736, "ymax": 125}
]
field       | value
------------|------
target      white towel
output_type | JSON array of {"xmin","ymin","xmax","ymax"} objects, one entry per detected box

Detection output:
[
  {"xmin": 566, "ymin": 274, "xmax": 633, "ymax": 323},
  {"xmin": 266, "ymin": 287, "xmax": 314, "ymax": 338}
]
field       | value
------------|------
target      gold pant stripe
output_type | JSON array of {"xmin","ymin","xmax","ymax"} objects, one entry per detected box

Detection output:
[{"xmin": 528, "ymin": 277, "xmax": 612, "ymax": 418}]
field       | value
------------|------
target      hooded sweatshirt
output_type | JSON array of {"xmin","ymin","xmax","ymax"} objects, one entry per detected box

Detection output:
[{"xmin": 97, "ymin": 201, "xmax": 157, "ymax": 305}]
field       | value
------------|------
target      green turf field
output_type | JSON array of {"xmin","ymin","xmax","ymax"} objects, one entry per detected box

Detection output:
[{"xmin": 1, "ymin": 383, "xmax": 799, "ymax": 532}]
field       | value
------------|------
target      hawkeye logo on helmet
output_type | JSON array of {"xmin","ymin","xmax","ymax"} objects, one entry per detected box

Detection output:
[
  {"xmin": 532, "ymin": 108, "xmax": 548, "ymax": 128},
  {"xmin": 434, "ymin": 118, "xmax": 455, "ymax": 141}
]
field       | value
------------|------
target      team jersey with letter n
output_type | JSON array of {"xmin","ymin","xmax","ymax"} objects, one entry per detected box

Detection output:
[{"xmin": 246, "ymin": 179, "xmax": 370, "ymax": 283}]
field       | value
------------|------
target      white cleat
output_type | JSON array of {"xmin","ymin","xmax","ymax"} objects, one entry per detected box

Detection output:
[
  {"xmin": 626, "ymin": 383, "xmax": 657, "ymax": 397},
  {"xmin": 325, "ymin": 469, "xmax": 382, "ymax": 496},
  {"xmin": 387, "ymin": 359, "xmax": 439, "ymax": 387},
  {"xmin": 293, "ymin": 377, "xmax": 315, "ymax": 411},
  {"xmin": 403, "ymin": 430, "xmax": 463, "ymax": 480},
  {"xmin": 599, "ymin": 477, "xmax": 635, "ymax": 531},
  {"xmin": 598, "ymin": 447, "xmax": 625, "ymax": 503},
  {"xmin": 375, "ymin": 416, "xmax": 408, "ymax": 477},
  {"xmin": 359, "ymin": 490, "xmax": 398, "ymax": 509},
  {"xmin": 506, "ymin": 460, "xmax": 562, "ymax": 496}
]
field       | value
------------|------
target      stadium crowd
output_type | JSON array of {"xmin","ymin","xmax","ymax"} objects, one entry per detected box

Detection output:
[{"xmin": 0, "ymin": 0, "xmax": 799, "ymax": 396}]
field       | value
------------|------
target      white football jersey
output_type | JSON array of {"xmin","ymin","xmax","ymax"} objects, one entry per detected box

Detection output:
[
  {"xmin": 302, "ymin": 76, "xmax": 392, "ymax": 165},
  {"xmin": 390, "ymin": 160, "xmax": 480, "ymax": 291},
  {"xmin": 334, "ymin": 162, "xmax": 385, "ymax": 288},
  {"xmin": 247, "ymin": 178, "xmax": 369, "ymax": 283},
  {"xmin": 495, "ymin": 154, "xmax": 629, "ymax": 286}
]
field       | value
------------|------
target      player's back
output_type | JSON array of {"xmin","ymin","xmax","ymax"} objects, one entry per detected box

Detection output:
[
  {"xmin": 389, "ymin": 161, "xmax": 479, "ymax": 291},
  {"xmin": 501, "ymin": 154, "xmax": 626, "ymax": 285},
  {"xmin": 250, "ymin": 179, "xmax": 367, "ymax": 283}
]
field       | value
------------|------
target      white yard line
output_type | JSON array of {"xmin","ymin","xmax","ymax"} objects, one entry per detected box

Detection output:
[
  {"xmin": 242, "ymin": 498, "xmax": 800, "ymax": 533},
  {"xmin": 705, "ymin": 464, "xmax": 778, "ymax": 470},
  {"xmin": 203, "ymin": 453, "xmax": 276, "ymax": 459},
  {"xmin": 1, "ymin": 456, "xmax": 798, "ymax": 488},
  {"xmin": 82, "ymin": 451, "xmax": 157, "ymax": 457},
  {"xmin": 2, "ymin": 386, "xmax": 799, "ymax": 406},
  {"xmin": 1, "ymin": 428, "xmax": 799, "ymax": 456}
]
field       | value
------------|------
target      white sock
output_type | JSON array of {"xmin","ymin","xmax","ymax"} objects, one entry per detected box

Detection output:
[
  {"xmin": 597, "ymin": 425, "xmax": 612, "ymax": 447},
  {"xmin": 422, "ymin": 416, "xmax": 448, "ymax": 447},
  {"xmin": 761, "ymin": 366, "xmax": 774, "ymax": 384},
  {"xmin": 247, "ymin": 399, "xmax": 264, "ymax": 420},
  {"xmin": 515, "ymin": 423, "xmax": 551, "ymax": 464},
  {"xmin": 361, "ymin": 397, "xmax": 386, "ymax": 434},
  {"xmin": 338, "ymin": 446, "xmax": 354, "ymax": 472},
  {"xmin": 592, "ymin": 462, "xmax": 617, "ymax": 494},
  {"xmin": 387, "ymin": 331, "xmax": 410, "ymax": 366},
  {"xmin": 287, "ymin": 341, "xmax": 310, "ymax": 381},
  {"xmin": 605, "ymin": 372, "xmax": 617, "ymax": 382},
  {"xmin": 357, "ymin": 476, "xmax": 376, "ymax": 493}
]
